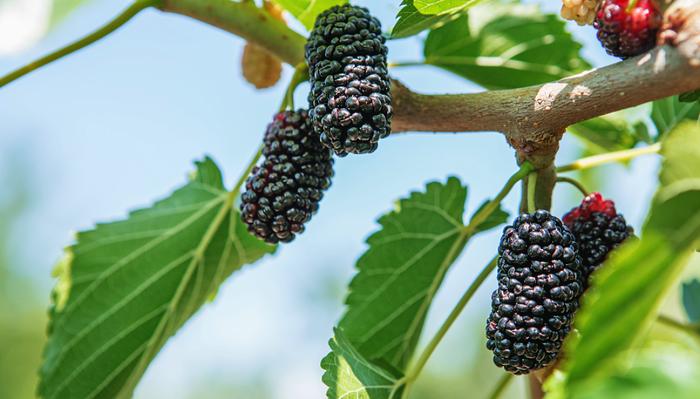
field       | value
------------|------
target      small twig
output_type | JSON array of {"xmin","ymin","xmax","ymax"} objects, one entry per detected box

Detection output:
[
  {"xmin": 0, "ymin": 0, "xmax": 161, "ymax": 88},
  {"xmin": 467, "ymin": 162, "xmax": 534, "ymax": 232},
  {"xmin": 404, "ymin": 256, "xmax": 499, "ymax": 386},
  {"xmin": 487, "ymin": 373, "xmax": 513, "ymax": 399},
  {"xmin": 555, "ymin": 176, "xmax": 589, "ymax": 196},
  {"xmin": 556, "ymin": 143, "xmax": 661, "ymax": 173},
  {"xmin": 279, "ymin": 64, "xmax": 309, "ymax": 112},
  {"xmin": 658, "ymin": 314, "xmax": 700, "ymax": 335},
  {"xmin": 527, "ymin": 172, "xmax": 538, "ymax": 213}
]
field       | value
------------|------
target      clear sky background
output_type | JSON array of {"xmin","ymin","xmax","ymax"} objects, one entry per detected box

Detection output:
[{"xmin": 0, "ymin": 1, "xmax": 675, "ymax": 398}]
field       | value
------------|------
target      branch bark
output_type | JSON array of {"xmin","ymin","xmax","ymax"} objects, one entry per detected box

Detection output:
[
  {"xmin": 159, "ymin": 0, "xmax": 700, "ymax": 158},
  {"xmin": 159, "ymin": 0, "xmax": 306, "ymax": 65}
]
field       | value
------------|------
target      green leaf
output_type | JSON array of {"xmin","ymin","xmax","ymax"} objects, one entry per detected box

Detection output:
[
  {"xmin": 321, "ymin": 178, "xmax": 472, "ymax": 398},
  {"xmin": 391, "ymin": 0, "xmax": 469, "ymax": 39},
  {"xmin": 469, "ymin": 200, "xmax": 509, "ymax": 233},
  {"xmin": 39, "ymin": 157, "xmax": 275, "ymax": 399},
  {"xmin": 683, "ymin": 279, "xmax": 700, "ymax": 323},
  {"xmin": 413, "ymin": 0, "xmax": 481, "ymax": 15},
  {"xmin": 568, "ymin": 109, "xmax": 650, "ymax": 154},
  {"xmin": 651, "ymin": 96, "xmax": 700, "ymax": 141},
  {"xmin": 657, "ymin": 121, "xmax": 700, "ymax": 189},
  {"xmin": 550, "ymin": 346, "xmax": 700, "ymax": 399},
  {"xmin": 423, "ymin": 3, "xmax": 590, "ymax": 89},
  {"xmin": 337, "ymin": 177, "xmax": 468, "ymax": 373},
  {"xmin": 321, "ymin": 329, "xmax": 402, "ymax": 399},
  {"xmin": 559, "ymin": 122, "xmax": 700, "ymax": 392},
  {"xmin": 272, "ymin": 0, "xmax": 347, "ymax": 30},
  {"xmin": 679, "ymin": 90, "xmax": 700, "ymax": 103}
]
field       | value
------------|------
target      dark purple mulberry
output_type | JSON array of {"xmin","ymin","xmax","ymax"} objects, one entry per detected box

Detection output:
[
  {"xmin": 305, "ymin": 4, "xmax": 392, "ymax": 156},
  {"xmin": 486, "ymin": 210, "xmax": 585, "ymax": 374},
  {"xmin": 563, "ymin": 192, "xmax": 633, "ymax": 286},
  {"xmin": 240, "ymin": 110, "xmax": 334, "ymax": 243}
]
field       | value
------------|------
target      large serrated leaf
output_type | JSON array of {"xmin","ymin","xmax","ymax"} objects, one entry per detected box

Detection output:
[
  {"xmin": 338, "ymin": 177, "xmax": 468, "ymax": 372},
  {"xmin": 391, "ymin": 0, "xmax": 469, "ymax": 39},
  {"xmin": 321, "ymin": 329, "xmax": 402, "ymax": 399},
  {"xmin": 39, "ymin": 157, "xmax": 275, "ymax": 399},
  {"xmin": 272, "ymin": 0, "xmax": 347, "ymax": 30},
  {"xmin": 558, "ymin": 122, "xmax": 700, "ymax": 393},
  {"xmin": 321, "ymin": 177, "xmax": 469, "ymax": 399},
  {"xmin": 423, "ymin": 3, "xmax": 590, "ymax": 89}
]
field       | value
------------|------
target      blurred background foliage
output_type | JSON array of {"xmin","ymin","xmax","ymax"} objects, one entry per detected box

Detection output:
[
  {"xmin": 0, "ymin": 0, "xmax": 698, "ymax": 398},
  {"xmin": 0, "ymin": 148, "xmax": 45, "ymax": 399}
]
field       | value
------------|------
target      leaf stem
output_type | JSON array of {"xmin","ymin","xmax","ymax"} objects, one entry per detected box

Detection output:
[
  {"xmin": 388, "ymin": 60, "xmax": 428, "ymax": 68},
  {"xmin": 0, "ymin": 0, "xmax": 161, "ymax": 89},
  {"xmin": 279, "ymin": 63, "xmax": 309, "ymax": 112},
  {"xmin": 467, "ymin": 162, "xmax": 534, "ymax": 233},
  {"xmin": 658, "ymin": 314, "xmax": 700, "ymax": 335},
  {"xmin": 527, "ymin": 172, "xmax": 537, "ymax": 213},
  {"xmin": 555, "ymin": 176, "xmax": 589, "ymax": 197},
  {"xmin": 488, "ymin": 373, "xmax": 513, "ymax": 399},
  {"xmin": 231, "ymin": 145, "xmax": 264, "ymax": 198},
  {"xmin": 556, "ymin": 143, "xmax": 661, "ymax": 173},
  {"xmin": 404, "ymin": 256, "xmax": 499, "ymax": 385}
]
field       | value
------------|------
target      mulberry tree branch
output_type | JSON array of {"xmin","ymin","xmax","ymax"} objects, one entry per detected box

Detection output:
[{"xmin": 159, "ymin": 0, "xmax": 700, "ymax": 159}]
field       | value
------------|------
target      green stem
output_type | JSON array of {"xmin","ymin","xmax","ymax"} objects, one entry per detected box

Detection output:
[
  {"xmin": 527, "ymin": 172, "xmax": 537, "ymax": 213},
  {"xmin": 488, "ymin": 373, "xmax": 513, "ymax": 399},
  {"xmin": 658, "ymin": 314, "xmax": 700, "ymax": 336},
  {"xmin": 405, "ymin": 256, "xmax": 499, "ymax": 385},
  {"xmin": 555, "ymin": 176, "xmax": 589, "ymax": 197},
  {"xmin": 232, "ymin": 145, "xmax": 263, "ymax": 197},
  {"xmin": 279, "ymin": 63, "xmax": 309, "ymax": 112},
  {"xmin": 0, "ymin": 0, "xmax": 161, "ymax": 89},
  {"xmin": 556, "ymin": 143, "xmax": 661, "ymax": 173},
  {"xmin": 467, "ymin": 162, "xmax": 534, "ymax": 232},
  {"xmin": 388, "ymin": 60, "xmax": 428, "ymax": 68}
]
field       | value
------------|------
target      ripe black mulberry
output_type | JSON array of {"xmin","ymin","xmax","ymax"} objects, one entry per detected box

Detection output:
[
  {"xmin": 305, "ymin": 4, "xmax": 392, "ymax": 156},
  {"xmin": 563, "ymin": 192, "xmax": 633, "ymax": 286},
  {"xmin": 240, "ymin": 110, "xmax": 334, "ymax": 243},
  {"xmin": 486, "ymin": 210, "xmax": 585, "ymax": 374}
]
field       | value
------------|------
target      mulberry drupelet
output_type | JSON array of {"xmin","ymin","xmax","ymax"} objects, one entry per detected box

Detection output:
[
  {"xmin": 240, "ymin": 110, "xmax": 334, "ymax": 244},
  {"xmin": 563, "ymin": 192, "xmax": 633, "ymax": 286},
  {"xmin": 486, "ymin": 210, "xmax": 585, "ymax": 374},
  {"xmin": 305, "ymin": 4, "xmax": 392, "ymax": 156}
]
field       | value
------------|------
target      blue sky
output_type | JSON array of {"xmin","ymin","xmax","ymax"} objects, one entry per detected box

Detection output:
[{"xmin": 0, "ymin": 1, "xmax": 668, "ymax": 397}]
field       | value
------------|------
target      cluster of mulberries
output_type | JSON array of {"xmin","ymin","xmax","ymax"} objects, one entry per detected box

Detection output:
[
  {"xmin": 240, "ymin": 110, "xmax": 333, "ymax": 244},
  {"xmin": 561, "ymin": 0, "xmax": 601, "ymax": 26},
  {"xmin": 486, "ymin": 193, "xmax": 632, "ymax": 374},
  {"xmin": 594, "ymin": 0, "xmax": 662, "ymax": 58},
  {"xmin": 305, "ymin": 4, "xmax": 392, "ymax": 156},
  {"xmin": 486, "ymin": 211, "xmax": 585, "ymax": 374},
  {"xmin": 563, "ymin": 192, "xmax": 633, "ymax": 287}
]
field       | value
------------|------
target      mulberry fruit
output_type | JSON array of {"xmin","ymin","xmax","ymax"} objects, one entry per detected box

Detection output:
[
  {"xmin": 563, "ymin": 192, "xmax": 632, "ymax": 286},
  {"xmin": 305, "ymin": 4, "xmax": 392, "ymax": 156},
  {"xmin": 486, "ymin": 210, "xmax": 584, "ymax": 374},
  {"xmin": 240, "ymin": 110, "xmax": 334, "ymax": 243},
  {"xmin": 594, "ymin": 0, "xmax": 662, "ymax": 59},
  {"xmin": 561, "ymin": 0, "xmax": 600, "ymax": 26}
]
